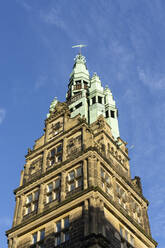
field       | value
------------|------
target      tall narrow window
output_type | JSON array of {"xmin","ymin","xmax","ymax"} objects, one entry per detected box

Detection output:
[
  {"xmin": 110, "ymin": 110, "xmax": 115, "ymax": 118},
  {"xmin": 120, "ymin": 226, "xmax": 123, "ymax": 237},
  {"xmin": 98, "ymin": 96, "xmax": 102, "ymax": 104},
  {"xmin": 39, "ymin": 229, "xmax": 45, "ymax": 241},
  {"xmin": 32, "ymin": 232, "xmax": 37, "ymax": 244},
  {"xmin": 92, "ymin": 96, "xmax": 96, "ymax": 104},
  {"xmin": 106, "ymin": 110, "xmax": 109, "ymax": 118}
]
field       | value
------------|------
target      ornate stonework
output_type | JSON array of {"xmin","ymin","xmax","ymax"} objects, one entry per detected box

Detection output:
[{"xmin": 6, "ymin": 55, "xmax": 157, "ymax": 248}]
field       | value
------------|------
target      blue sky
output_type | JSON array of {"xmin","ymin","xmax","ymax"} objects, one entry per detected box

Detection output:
[{"xmin": 0, "ymin": 0, "xmax": 165, "ymax": 247}]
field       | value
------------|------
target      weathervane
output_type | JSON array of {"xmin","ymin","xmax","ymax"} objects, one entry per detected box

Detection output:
[{"xmin": 72, "ymin": 44, "xmax": 87, "ymax": 54}]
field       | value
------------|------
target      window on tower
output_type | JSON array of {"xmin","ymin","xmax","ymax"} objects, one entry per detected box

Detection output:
[
  {"xmin": 67, "ymin": 165, "xmax": 83, "ymax": 192},
  {"xmin": 32, "ymin": 229, "xmax": 45, "ymax": 245},
  {"xmin": 46, "ymin": 178, "xmax": 61, "ymax": 204},
  {"xmin": 92, "ymin": 96, "xmax": 96, "ymax": 104},
  {"xmin": 47, "ymin": 143, "xmax": 63, "ymax": 168},
  {"xmin": 110, "ymin": 110, "xmax": 115, "ymax": 118},
  {"xmin": 55, "ymin": 217, "xmax": 70, "ymax": 246},
  {"xmin": 75, "ymin": 102, "xmax": 82, "ymax": 109},
  {"xmin": 24, "ymin": 190, "xmax": 39, "ymax": 215},
  {"xmin": 100, "ymin": 167, "xmax": 113, "ymax": 198},
  {"xmin": 106, "ymin": 110, "xmax": 109, "ymax": 118},
  {"xmin": 98, "ymin": 96, "xmax": 102, "ymax": 104}
]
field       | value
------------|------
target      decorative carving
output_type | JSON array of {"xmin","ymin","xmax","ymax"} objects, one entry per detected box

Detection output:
[
  {"xmin": 97, "ymin": 115, "xmax": 105, "ymax": 129},
  {"xmin": 47, "ymin": 101, "xmax": 69, "ymax": 119},
  {"xmin": 29, "ymin": 158, "xmax": 42, "ymax": 176},
  {"xmin": 67, "ymin": 135, "xmax": 82, "ymax": 157}
]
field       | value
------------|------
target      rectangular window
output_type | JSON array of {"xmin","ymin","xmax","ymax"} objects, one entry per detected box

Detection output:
[
  {"xmin": 64, "ymin": 231, "xmax": 70, "ymax": 241},
  {"xmin": 48, "ymin": 182, "xmax": 53, "ymax": 192},
  {"xmin": 51, "ymin": 149, "xmax": 55, "ymax": 157},
  {"xmin": 55, "ymin": 234, "xmax": 61, "ymax": 246},
  {"xmin": 76, "ymin": 166, "xmax": 82, "ymax": 177},
  {"xmin": 34, "ymin": 191, "xmax": 39, "ymax": 201},
  {"xmin": 47, "ymin": 194, "xmax": 53, "ymax": 203},
  {"xmin": 110, "ymin": 110, "xmax": 115, "ymax": 118},
  {"xmin": 32, "ymin": 233, "xmax": 37, "ymax": 244},
  {"xmin": 33, "ymin": 202, "xmax": 38, "ymax": 211},
  {"xmin": 77, "ymin": 178, "xmax": 82, "ymax": 187},
  {"xmin": 56, "ymin": 221, "xmax": 61, "ymax": 232},
  {"xmin": 55, "ymin": 191, "xmax": 60, "ymax": 200},
  {"xmin": 70, "ymin": 108, "xmax": 73, "ymax": 112},
  {"xmin": 68, "ymin": 171, "xmax": 75, "ymax": 181},
  {"xmin": 101, "ymin": 168, "xmax": 105, "ymax": 178},
  {"xmin": 69, "ymin": 182, "xmax": 75, "ymax": 191},
  {"xmin": 57, "ymin": 155, "xmax": 62, "ymax": 162},
  {"xmin": 27, "ymin": 194, "xmax": 32, "ymax": 204},
  {"xmin": 27, "ymin": 205, "xmax": 31, "ymax": 214},
  {"xmin": 57, "ymin": 144, "xmax": 62, "ymax": 153},
  {"xmin": 105, "ymin": 174, "xmax": 110, "ymax": 184},
  {"xmin": 106, "ymin": 110, "xmax": 109, "ymax": 118},
  {"xmin": 98, "ymin": 96, "xmax": 102, "ymax": 104},
  {"xmin": 55, "ymin": 179, "xmax": 60, "ymax": 189},
  {"xmin": 92, "ymin": 96, "xmax": 96, "ymax": 104},
  {"xmin": 120, "ymin": 226, "xmax": 123, "ymax": 237},
  {"xmin": 64, "ymin": 217, "xmax": 69, "ymax": 228},
  {"xmin": 39, "ymin": 229, "xmax": 45, "ymax": 240}
]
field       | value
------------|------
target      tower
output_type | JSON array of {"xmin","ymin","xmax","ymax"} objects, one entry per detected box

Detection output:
[{"xmin": 6, "ymin": 52, "xmax": 157, "ymax": 248}]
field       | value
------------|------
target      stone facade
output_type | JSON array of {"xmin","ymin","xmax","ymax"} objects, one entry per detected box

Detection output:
[{"xmin": 6, "ymin": 55, "xmax": 157, "ymax": 248}]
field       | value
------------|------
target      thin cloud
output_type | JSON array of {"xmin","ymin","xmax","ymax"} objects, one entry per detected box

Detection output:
[
  {"xmin": 35, "ymin": 75, "xmax": 48, "ymax": 90},
  {"xmin": 0, "ymin": 108, "xmax": 6, "ymax": 124},
  {"xmin": 16, "ymin": 0, "xmax": 32, "ymax": 11},
  {"xmin": 40, "ymin": 8, "xmax": 66, "ymax": 29},
  {"xmin": 138, "ymin": 67, "xmax": 165, "ymax": 90}
]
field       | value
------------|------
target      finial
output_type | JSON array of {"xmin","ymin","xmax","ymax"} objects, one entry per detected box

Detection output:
[{"xmin": 72, "ymin": 44, "xmax": 87, "ymax": 55}]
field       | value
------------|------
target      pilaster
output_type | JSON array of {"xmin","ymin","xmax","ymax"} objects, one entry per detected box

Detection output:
[
  {"xmin": 61, "ymin": 171, "xmax": 66, "ymax": 201},
  {"xmin": 84, "ymin": 199, "xmax": 89, "ymax": 236},
  {"xmin": 88, "ymin": 155, "xmax": 95, "ymax": 187},
  {"xmin": 38, "ymin": 183, "xmax": 45, "ymax": 214},
  {"xmin": 83, "ymin": 159, "xmax": 88, "ymax": 190},
  {"xmin": 17, "ymin": 195, "xmax": 25, "ymax": 225},
  {"xmin": 42, "ymin": 149, "xmax": 48, "ymax": 173},
  {"xmin": 12, "ymin": 196, "xmax": 20, "ymax": 227}
]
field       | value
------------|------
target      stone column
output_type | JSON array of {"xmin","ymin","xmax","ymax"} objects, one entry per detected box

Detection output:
[
  {"xmin": 19, "ymin": 170, "xmax": 24, "ymax": 187},
  {"xmin": 142, "ymin": 206, "xmax": 151, "ymax": 235},
  {"xmin": 83, "ymin": 159, "xmax": 88, "ymax": 190},
  {"xmin": 112, "ymin": 175, "xmax": 117, "ymax": 202},
  {"xmin": 8, "ymin": 238, "xmax": 13, "ymax": 248},
  {"xmin": 100, "ymin": 200, "xmax": 105, "ymax": 236},
  {"xmin": 95, "ymin": 159, "xmax": 101, "ymax": 188},
  {"xmin": 61, "ymin": 171, "xmax": 66, "ymax": 201},
  {"xmin": 88, "ymin": 155, "xmax": 95, "ymax": 187},
  {"xmin": 42, "ymin": 149, "xmax": 48, "ymax": 173},
  {"xmin": 12, "ymin": 196, "xmax": 20, "ymax": 227},
  {"xmin": 17, "ymin": 195, "xmax": 25, "ymax": 225},
  {"xmin": 127, "ymin": 192, "xmax": 133, "ymax": 217},
  {"xmin": 89, "ymin": 196, "xmax": 97, "ymax": 233},
  {"xmin": 24, "ymin": 160, "xmax": 30, "ymax": 182},
  {"xmin": 84, "ymin": 199, "xmax": 89, "ymax": 236},
  {"xmin": 62, "ymin": 137, "xmax": 67, "ymax": 161},
  {"xmin": 38, "ymin": 183, "xmax": 45, "ymax": 214},
  {"xmin": 96, "ymin": 197, "xmax": 101, "ymax": 234},
  {"xmin": 44, "ymin": 121, "xmax": 49, "ymax": 143},
  {"xmin": 12, "ymin": 237, "xmax": 17, "ymax": 248}
]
